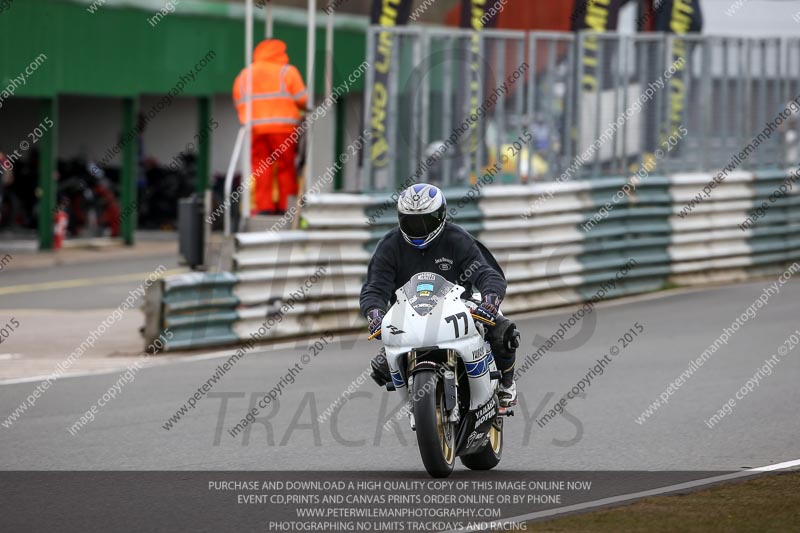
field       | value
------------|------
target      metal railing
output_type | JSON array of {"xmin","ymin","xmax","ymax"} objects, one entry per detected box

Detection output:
[
  {"xmin": 224, "ymin": 126, "xmax": 247, "ymax": 236},
  {"xmin": 361, "ymin": 28, "xmax": 800, "ymax": 191}
]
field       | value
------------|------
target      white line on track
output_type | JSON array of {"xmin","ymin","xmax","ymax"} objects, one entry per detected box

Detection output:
[
  {"xmin": 442, "ymin": 459, "xmax": 800, "ymax": 532},
  {"xmin": 0, "ymin": 335, "xmax": 333, "ymax": 386}
]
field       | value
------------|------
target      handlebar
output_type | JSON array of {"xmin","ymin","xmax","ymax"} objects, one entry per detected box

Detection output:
[{"xmin": 471, "ymin": 313, "xmax": 496, "ymax": 327}]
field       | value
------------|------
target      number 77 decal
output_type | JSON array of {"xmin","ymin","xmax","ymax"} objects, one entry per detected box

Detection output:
[{"xmin": 444, "ymin": 312, "xmax": 469, "ymax": 338}]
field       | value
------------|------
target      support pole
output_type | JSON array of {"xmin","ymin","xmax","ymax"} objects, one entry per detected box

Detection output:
[
  {"xmin": 304, "ymin": 0, "xmax": 317, "ymax": 191},
  {"xmin": 196, "ymin": 96, "xmax": 212, "ymax": 193},
  {"xmin": 265, "ymin": 0, "xmax": 274, "ymax": 38},
  {"xmin": 241, "ymin": 0, "xmax": 254, "ymax": 226},
  {"xmin": 334, "ymin": 96, "xmax": 345, "ymax": 191},
  {"xmin": 120, "ymin": 97, "xmax": 139, "ymax": 246},
  {"xmin": 326, "ymin": 5, "xmax": 337, "ymax": 190},
  {"xmin": 325, "ymin": 6, "xmax": 334, "ymax": 98},
  {"xmin": 37, "ymin": 97, "xmax": 58, "ymax": 250}
]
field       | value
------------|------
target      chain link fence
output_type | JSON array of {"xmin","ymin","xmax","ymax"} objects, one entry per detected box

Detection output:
[{"xmin": 359, "ymin": 28, "xmax": 800, "ymax": 192}]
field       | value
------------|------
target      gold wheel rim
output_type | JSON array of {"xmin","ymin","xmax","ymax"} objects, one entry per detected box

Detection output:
[
  {"xmin": 489, "ymin": 422, "xmax": 502, "ymax": 453},
  {"xmin": 436, "ymin": 389, "xmax": 455, "ymax": 464}
]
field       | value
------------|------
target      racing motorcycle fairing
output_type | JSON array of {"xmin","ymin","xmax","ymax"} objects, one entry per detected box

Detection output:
[{"xmin": 381, "ymin": 273, "xmax": 496, "ymax": 411}]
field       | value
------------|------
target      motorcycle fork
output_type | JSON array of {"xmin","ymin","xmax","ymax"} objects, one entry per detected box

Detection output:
[
  {"xmin": 407, "ymin": 349, "xmax": 459, "ymax": 421},
  {"xmin": 443, "ymin": 350, "xmax": 459, "ymax": 422}
]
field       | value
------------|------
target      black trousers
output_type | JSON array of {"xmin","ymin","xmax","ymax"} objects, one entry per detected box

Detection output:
[{"xmin": 486, "ymin": 315, "xmax": 516, "ymax": 384}]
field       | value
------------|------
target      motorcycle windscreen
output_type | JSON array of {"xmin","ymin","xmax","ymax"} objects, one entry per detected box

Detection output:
[{"xmin": 400, "ymin": 273, "xmax": 455, "ymax": 317}]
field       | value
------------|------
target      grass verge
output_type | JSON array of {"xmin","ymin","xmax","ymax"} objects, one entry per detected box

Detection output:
[{"xmin": 524, "ymin": 471, "xmax": 800, "ymax": 532}]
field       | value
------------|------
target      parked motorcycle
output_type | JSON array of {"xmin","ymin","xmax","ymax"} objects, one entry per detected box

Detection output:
[{"xmin": 374, "ymin": 272, "xmax": 514, "ymax": 478}]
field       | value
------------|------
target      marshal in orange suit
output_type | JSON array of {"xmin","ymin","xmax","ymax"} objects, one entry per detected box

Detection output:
[{"xmin": 233, "ymin": 39, "xmax": 308, "ymax": 215}]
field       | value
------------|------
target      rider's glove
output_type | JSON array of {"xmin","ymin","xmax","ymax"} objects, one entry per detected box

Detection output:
[
  {"xmin": 473, "ymin": 293, "xmax": 501, "ymax": 326},
  {"xmin": 367, "ymin": 308, "xmax": 385, "ymax": 339}
]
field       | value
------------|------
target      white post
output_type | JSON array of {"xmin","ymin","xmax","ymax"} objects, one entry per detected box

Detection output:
[
  {"xmin": 241, "ymin": 0, "xmax": 254, "ymax": 224},
  {"xmin": 265, "ymin": 1, "xmax": 273, "ymax": 38},
  {"xmin": 304, "ymin": 0, "xmax": 317, "ymax": 202},
  {"xmin": 325, "ymin": 6, "xmax": 334, "ymax": 98},
  {"xmin": 325, "ymin": 1, "xmax": 335, "ymax": 192}
]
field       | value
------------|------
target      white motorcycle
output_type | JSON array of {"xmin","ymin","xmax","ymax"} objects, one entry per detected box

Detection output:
[{"xmin": 372, "ymin": 272, "xmax": 514, "ymax": 478}]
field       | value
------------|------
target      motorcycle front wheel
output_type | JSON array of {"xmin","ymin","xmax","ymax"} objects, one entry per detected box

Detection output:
[
  {"xmin": 412, "ymin": 369, "xmax": 455, "ymax": 478},
  {"xmin": 460, "ymin": 417, "xmax": 503, "ymax": 470}
]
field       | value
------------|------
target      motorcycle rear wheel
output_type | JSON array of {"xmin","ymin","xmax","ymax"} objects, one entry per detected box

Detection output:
[{"xmin": 412, "ymin": 369, "xmax": 455, "ymax": 478}]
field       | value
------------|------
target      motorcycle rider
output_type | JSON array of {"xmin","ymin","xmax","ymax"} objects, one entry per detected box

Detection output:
[{"xmin": 360, "ymin": 183, "xmax": 520, "ymax": 407}]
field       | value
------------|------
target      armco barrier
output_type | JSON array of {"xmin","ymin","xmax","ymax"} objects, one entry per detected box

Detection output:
[
  {"xmin": 143, "ymin": 170, "xmax": 800, "ymax": 350},
  {"xmin": 142, "ymin": 272, "xmax": 239, "ymax": 351}
]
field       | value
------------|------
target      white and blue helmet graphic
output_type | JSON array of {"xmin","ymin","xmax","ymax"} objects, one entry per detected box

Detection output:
[{"xmin": 397, "ymin": 183, "xmax": 447, "ymax": 249}]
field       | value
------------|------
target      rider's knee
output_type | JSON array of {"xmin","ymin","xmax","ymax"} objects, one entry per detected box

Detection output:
[{"xmin": 488, "ymin": 316, "xmax": 520, "ymax": 360}]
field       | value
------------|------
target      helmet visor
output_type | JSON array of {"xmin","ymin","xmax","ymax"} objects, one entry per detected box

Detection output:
[{"xmin": 399, "ymin": 211, "xmax": 443, "ymax": 240}]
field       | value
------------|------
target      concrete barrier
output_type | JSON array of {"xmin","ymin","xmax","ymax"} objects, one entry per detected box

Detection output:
[{"xmin": 143, "ymin": 169, "xmax": 800, "ymax": 350}]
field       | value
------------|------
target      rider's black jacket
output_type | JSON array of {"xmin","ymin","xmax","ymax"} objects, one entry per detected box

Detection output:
[{"xmin": 359, "ymin": 223, "xmax": 507, "ymax": 317}]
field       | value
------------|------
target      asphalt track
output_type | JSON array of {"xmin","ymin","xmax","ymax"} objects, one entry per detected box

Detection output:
[{"xmin": 1, "ymin": 279, "xmax": 798, "ymax": 473}]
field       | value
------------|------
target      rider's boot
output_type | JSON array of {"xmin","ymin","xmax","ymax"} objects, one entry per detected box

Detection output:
[{"xmin": 498, "ymin": 371, "xmax": 517, "ymax": 407}]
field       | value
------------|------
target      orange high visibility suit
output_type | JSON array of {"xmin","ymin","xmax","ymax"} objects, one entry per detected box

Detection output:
[{"xmin": 233, "ymin": 39, "xmax": 308, "ymax": 213}]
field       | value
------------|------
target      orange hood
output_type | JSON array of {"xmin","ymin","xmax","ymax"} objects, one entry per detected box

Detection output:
[{"xmin": 254, "ymin": 39, "xmax": 289, "ymax": 65}]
